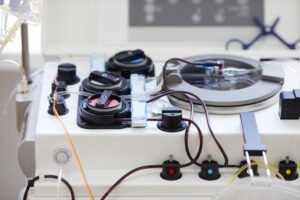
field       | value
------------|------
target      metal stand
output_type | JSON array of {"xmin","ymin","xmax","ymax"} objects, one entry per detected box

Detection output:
[{"xmin": 21, "ymin": 23, "xmax": 30, "ymax": 81}]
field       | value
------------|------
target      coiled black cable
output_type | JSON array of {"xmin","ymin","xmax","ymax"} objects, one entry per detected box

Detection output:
[{"xmin": 23, "ymin": 175, "xmax": 75, "ymax": 200}]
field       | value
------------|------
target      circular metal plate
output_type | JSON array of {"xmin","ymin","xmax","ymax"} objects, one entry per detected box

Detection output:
[{"xmin": 166, "ymin": 55, "xmax": 284, "ymax": 114}]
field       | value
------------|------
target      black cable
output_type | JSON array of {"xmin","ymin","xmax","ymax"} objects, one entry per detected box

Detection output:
[
  {"xmin": 100, "ymin": 117, "xmax": 203, "ymax": 200},
  {"xmin": 160, "ymin": 58, "xmax": 229, "ymax": 165},
  {"xmin": 100, "ymin": 165, "xmax": 162, "ymax": 200},
  {"xmin": 23, "ymin": 175, "xmax": 75, "ymax": 200},
  {"xmin": 99, "ymin": 88, "xmax": 241, "ymax": 200},
  {"xmin": 99, "ymin": 77, "xmax": 236, "ymax": 200},
  {"xmin": 148, "ymin": 118, "xmax": 203, "ymax": 168},
  {"xmin": 147, "ymin": 90, "xmax": 229, "ymax": 166}
]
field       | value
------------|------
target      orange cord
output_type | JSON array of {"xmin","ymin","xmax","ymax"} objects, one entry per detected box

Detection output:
[{"xmin": 53, "ymin": 94, "xmax": 95, "ymax": 200}]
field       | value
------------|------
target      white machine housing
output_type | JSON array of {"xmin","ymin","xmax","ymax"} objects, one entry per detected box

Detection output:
[{"xmin": 22, "ymin": 0, "xmax": 300, "ymax": 199}]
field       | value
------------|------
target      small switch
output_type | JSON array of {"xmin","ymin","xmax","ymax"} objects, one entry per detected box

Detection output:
[
  {"xmin": 278, "ymin": 157, "xmax": 298, "ymax": 181},
  {"xmin": 157, "ymin": 107, "xmax": 186, "ymax": 132},
  {"xmin": 199, "ymin": 157, "xmax": 221, "ymax": 181},
  {"xmin": 160, "ymin": 156, "xmax": 182, "ymax": 181}
]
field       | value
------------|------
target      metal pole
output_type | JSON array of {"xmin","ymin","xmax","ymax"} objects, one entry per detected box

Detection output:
[{"xmin": 21, "ymin": 23, "xmax": 30, "ymax": 81}]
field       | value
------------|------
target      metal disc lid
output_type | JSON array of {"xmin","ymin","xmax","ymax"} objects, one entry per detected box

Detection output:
[{"xmin": 166, "ymin": 55, "xmax": 285, "ymax": 114}]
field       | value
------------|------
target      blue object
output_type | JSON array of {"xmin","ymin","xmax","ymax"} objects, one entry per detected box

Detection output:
[
  {"xmin": 207, "ymin": 169, "xmax": 214, "ymax": 175},
  {"xmin": 194, "ymin": 65, "xmax": 214, "ymax": 69},
  {"xmin": 226, "ymin": 17, "xmax": 300, "ymax": 50},
  {"xmin": 127, "ymin": 57, "xmax": 145, "ymax": 64},
  {"xmin": 0, "ymin": 0, "xmax": 4, "ymax": 5}
]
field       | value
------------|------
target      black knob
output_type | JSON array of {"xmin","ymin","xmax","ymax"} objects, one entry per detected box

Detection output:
[
  {"xmin": 199, "ymin": 160, "xmax": 221, "ymax": 181},
  {"xmin": 78, "ymin": 91, "xmax": 131, "ymax": 129},
  {"xmin": 106, "ymin": 49, "xmax": 155, "ymax": 78},
  {"xmin": 238, "ymin": 160, "xmax": 259, "ymax": 178},
  {"xmin": 278, "ymin": 157, "xmax": 298, "ymax": 181},
  {"xmin": 57, "ymin": 63, "xmax": 80, "ymax": 85},
  {"xmin": 160, "ymin": 157, "xmax": 182, "ymax": 181},
  {"xmin": 157, "ymin": 108, "xmax": 186, "ymax": 132},
  {"xmin": 48, "ymin": 95, "xmax": 68, "ymax": 116},
  {"xmin": 81, "ymin": 71, "xmax": 130, "ymax": 95}
]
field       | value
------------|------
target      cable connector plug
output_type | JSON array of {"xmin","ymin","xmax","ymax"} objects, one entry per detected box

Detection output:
[{"xmin": 20, "ymin": 75, "xmax": 29, "ymax": 94}]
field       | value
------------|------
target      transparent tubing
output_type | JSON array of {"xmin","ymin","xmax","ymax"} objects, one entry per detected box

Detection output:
[{"xmin": 214, "ymin": 177, "xmax": 300, "ymax": 200}]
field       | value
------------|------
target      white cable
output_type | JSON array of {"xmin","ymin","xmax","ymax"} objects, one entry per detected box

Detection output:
[
  {"xmin": 0, "ymin": 59, "xmax": 29, "ymax": 93},
  {"xmin": 263, "ymin": 151, "xmax": 272, "ymax": 179},
  {"xmin": 56, "ymin": 91, "xmax": 93, "ymax": 97},
  {"xmin": 0, "ymin": 59, "xmax": 29, "ymax": 123},
  {"xmin": 56, "ymin": 167, "xmax": 63, "ymax": 200},
  {"xmin": 245, "ymin": 151, "xmax": 254, "ymax": 183}
]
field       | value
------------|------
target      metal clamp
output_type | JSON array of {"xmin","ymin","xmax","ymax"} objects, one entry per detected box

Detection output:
[{"xmin": 240, "ymin": 112, "xmax": 271, "ymax": 182}]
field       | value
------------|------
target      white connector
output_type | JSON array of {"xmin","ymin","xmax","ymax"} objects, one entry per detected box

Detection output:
[{"xmin": 20, "ymin": 75, "xmax": 29, "ymax": 94}]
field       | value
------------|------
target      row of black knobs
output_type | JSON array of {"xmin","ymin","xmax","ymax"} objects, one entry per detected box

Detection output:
[{"xmin": 161, "ymin": 158, "xmax": 299, "ymax": 181}]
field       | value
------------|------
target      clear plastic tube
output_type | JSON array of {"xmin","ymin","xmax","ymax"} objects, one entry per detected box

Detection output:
[
  {"xmin": 56, "ymin": 167, "xmax": 63, "ymax": 200},
  {"xmin": 55, "ymin": 74, "xmax": 163, "ymax": 100},
  {"xmin": 56, "ymin": 91, "xmax": 93, "ymax": 97}
]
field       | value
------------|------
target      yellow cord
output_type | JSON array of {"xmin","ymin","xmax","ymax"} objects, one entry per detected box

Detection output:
[
  {"xmin": 53, "ymin": 94, "xmax": 95, "ymax": 200},
  {"xmin": 230, "ymin": 162, "xmax": 285, "ymax": 184},
  {"xmin": 256, "ymin": 161, "xmax": 279, "ymax": 168},
  {"xmin": 254, "ymin": 162, "xmax": 300, "ymax": 169}
]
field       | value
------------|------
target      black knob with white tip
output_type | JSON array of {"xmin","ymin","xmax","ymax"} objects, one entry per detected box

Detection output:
[{"xmin": 157, "ymin": 107, "xmax": 186, "ymax": 132}]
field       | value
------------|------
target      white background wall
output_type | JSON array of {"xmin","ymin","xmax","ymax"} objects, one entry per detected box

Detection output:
[{"xmin": 2, "ymin": 24, "xmax": 44, "ymax": 72}]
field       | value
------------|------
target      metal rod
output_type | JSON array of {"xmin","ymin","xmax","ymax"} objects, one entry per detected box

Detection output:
[
  {"xmin": 21, "ymin": 23, "xmax": 30, "ymax": 81},
  {"xmin": 245, "ymin": 151, "xmax": 254, "ymax": 183},
  {"xmin": 262, "ymin": 151, "xmax": 271, "ymax": 178}
]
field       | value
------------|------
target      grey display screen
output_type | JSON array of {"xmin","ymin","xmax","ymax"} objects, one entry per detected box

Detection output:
[{"xmin": 129, "ymin": 0, "xmax": 264, "ymax": 27}]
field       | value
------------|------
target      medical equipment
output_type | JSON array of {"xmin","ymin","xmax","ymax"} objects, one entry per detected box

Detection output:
[{"xmin": 17, "ymin": 0, "xmax": 300, "ymax": 199}]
